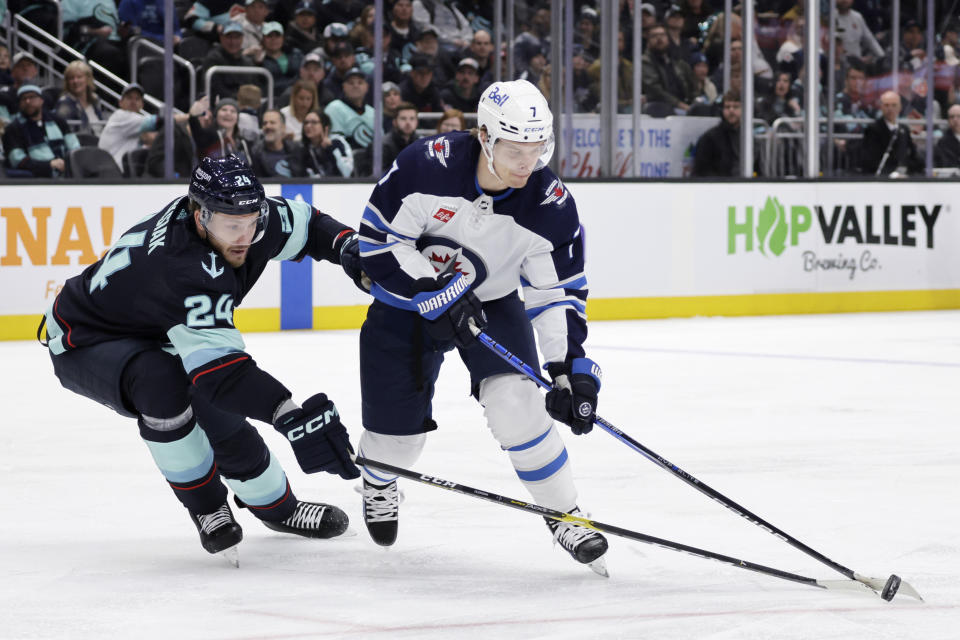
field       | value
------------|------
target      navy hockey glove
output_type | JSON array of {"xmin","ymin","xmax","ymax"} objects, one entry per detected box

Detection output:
[
  {"xmin": 273, "ymin": 394, "xmax": 360, "ymax": 479},
  {"xmin": 544, "ymin": 358, "xmax": 602, "ymax": 435},
  {"xmin": 412, "ymin": 270, "xmax": 485, "ymax": 349},
  {"xmin": 338, "ymin": 233, "xmax": 370, "ymax": 292}
]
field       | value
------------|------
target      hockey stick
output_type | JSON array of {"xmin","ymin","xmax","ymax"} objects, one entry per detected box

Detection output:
[
  {"xmin": 355, "ymin": 454, "xmax": 889, "ymax": 597},
  {"xmin": 468, "ymin": 324, "xmax": 923, "ymax": 602}
]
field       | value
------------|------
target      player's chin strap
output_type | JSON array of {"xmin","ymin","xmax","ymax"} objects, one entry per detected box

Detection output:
[
  {"xmin": 466, "ymin": 320, "xmax": 923, "ymax": 603},
  {"xmin": 480, "ymin": 136, "xmax": 509, "ymax": 187}
]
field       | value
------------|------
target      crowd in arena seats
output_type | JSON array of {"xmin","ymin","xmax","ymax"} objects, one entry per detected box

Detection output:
[{"xmin": 4, "ymin": 0, "xmax": 960, "ymax": 179}]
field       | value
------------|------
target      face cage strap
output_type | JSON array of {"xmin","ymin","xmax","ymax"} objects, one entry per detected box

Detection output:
[{"xmin": 199, "ymin": 203, "xmax": 268, "ymax": 247}]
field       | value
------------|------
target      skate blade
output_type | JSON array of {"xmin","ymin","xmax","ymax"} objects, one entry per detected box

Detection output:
[
  {"xmin": 219, "ymin": 545, "xmax": 240, "ymax": 568},
  {"xmin": 587, "ymin": 556, "xmax": 609, "ymax": 578}
]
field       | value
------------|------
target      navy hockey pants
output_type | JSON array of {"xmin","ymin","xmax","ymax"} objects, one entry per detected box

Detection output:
[{"xmin": 359, "ymin": 292, "xmax": 540, "ymax": 436}]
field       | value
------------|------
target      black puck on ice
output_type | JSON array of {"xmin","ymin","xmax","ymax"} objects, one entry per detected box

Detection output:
[{"xmin": 881, "ymin": 574, "xmax": 901, "ymax": 601}]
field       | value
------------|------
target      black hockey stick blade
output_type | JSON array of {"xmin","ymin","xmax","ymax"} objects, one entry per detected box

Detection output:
[{"xmin": 353, "ymin": 454, "xmax": 912, "ymax": 600}]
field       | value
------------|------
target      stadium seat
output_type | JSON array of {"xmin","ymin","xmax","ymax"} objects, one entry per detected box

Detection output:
[
  {"xmin": 177, "ymin": 36, "xmax": 212, "ymax": 61},
  {"xmin": 76, "ymin": 132, "xmax": 100, "ymax": 147},
  {"xmin": 122, "ymin": 148, "xmax": 150, "ymax": 178},
  {"xmin": 67, "ymin": 147, "xmax": 122, "ymax": 178}
]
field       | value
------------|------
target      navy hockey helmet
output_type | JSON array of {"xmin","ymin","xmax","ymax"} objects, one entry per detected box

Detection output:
[{"xmin": 189, "ymin": 156, "xmax": 268, "ymax": 243}]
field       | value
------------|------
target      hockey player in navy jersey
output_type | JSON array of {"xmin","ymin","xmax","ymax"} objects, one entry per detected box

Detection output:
[
  {"xmin": 40, "ymin": 156, "xmax": 363, "ymax": 563},
  {"xmin": 357, "ymin": 79, "xmax": 609, "ymax": 573}
]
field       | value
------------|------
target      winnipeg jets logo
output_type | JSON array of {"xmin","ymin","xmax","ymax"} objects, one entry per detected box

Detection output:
[
  {"xmin": 540, "ymin": 178, "xmax": 569, "ymax": 206},
  {"xmin": 426, "ymin": 136, "xmax": 451, "ymax": 167},
  {"xmin": 428, "ymin": 250, "xmax": 469, "ymax": 277},
  {"xmin": 202, "ymin": 252, "xmax": 223, "ymax": 279}
]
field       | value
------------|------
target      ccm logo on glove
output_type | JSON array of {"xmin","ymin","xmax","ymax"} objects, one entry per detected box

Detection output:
[{"xmin": 286, "ymin": 406, "xmax": 340, "ymax": 441}]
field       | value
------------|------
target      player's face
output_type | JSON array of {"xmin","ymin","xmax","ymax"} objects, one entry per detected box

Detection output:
[
  {"xmin": 201, "ymin": 211, "xmax": 262, "ymax": 267},
  {"xmin": 492, "ymin": 139, "xmax": 547, "ymax": 187}
]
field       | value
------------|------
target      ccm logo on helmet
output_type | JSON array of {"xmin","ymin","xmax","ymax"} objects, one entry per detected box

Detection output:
[
  {"xmin": 238, "ymin": 198, "xmax": 259, "ymax": 205},
  {"xmin": 286, "ymin": 408, "xmax": 339, "ymax": 441}
]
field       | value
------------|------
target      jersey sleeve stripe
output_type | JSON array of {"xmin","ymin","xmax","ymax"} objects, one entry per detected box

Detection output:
[
  {"xmin": 362, "ymin": 205, "xmax": 417, "ymax": 241},
  {"xmin": 359, "ymin": 239, "xmax": 399, "ymax": 255},
  {"xmin": 526, "ymin": 299, "xmax": 586, "ymax": 320}
]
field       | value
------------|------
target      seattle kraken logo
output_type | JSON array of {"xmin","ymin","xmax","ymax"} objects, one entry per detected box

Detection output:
[{"xmin": 202, "ymin": 252, "xmax": 223, "ymax": 279}]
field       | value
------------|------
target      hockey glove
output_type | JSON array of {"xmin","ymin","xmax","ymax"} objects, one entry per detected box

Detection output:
[
  {"xmin": 544, "ymin": 358, "xmax": 602, "ymax": 435},
  {"xmin": 273, "ymin": 393, "xmax": 361, "ymax": 479},
  {"xmin": 338, "ymin": 233, "xmax": 370, "ymax": 292},
  {"xmin": 412, "ymin": 269, "xmax": 485, "ymax": 349}
]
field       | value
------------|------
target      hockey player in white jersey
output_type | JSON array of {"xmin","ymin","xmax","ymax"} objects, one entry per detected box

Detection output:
[{"xmin": 357, "ymin": 79, "xmax": 608, "ymax": 573}]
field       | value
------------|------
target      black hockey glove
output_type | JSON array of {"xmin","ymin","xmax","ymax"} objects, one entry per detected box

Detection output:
[
  {"xmin": 273, "ymin": 393, "xmax": 360, "ymax": 479},
  {"xmin": 544, "ymin": 358, "xmax": 602, "ymax": 435},
  {"xmin": 338, "ymin": 233, "xmax": 370, "ymax": 292},
  {"xmin": 412, "ymin": 268, "xmax": 485, "ymax": 349}
]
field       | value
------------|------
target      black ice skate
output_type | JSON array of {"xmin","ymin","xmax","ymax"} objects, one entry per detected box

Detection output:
[
  {"xmin": 362, "ymin": 479, "xmax": 399, "ymax": 546},
  {"xmin": 260, "ymin": 501, "xmax": 350, "ymax": 539},
  {"xmin": 190, "ymin": 502, "xmax": 243, "ymax": 566},
  {"xmin": 545, "ymin": 507, "xmax": 609, "ymax": 577}
]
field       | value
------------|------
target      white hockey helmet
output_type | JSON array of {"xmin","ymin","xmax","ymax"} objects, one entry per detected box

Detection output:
[{"xmin": 476, "ymin": 79, "xmax": 555, "ymax": 173}]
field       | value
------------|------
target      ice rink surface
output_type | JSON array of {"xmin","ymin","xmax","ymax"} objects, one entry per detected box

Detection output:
[{"xmin": 1, "ymin": 311, "xmax": 958, "ymax": 639}]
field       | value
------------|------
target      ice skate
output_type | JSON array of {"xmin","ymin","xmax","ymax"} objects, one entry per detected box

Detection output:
[
  {"xmin": 362, "ymin": 479, "xmax": 399, "ymax": 546},
  {"xmin": 189, "ymin": 502, "xmax": 243, "ymax": 566},
  {"xmin": 260, "ymin": 500, "xmax": 350, "ymax": 539},
  {"xmin": 545, "ymin": 508, "xmax": 609, "ymax": 577}
]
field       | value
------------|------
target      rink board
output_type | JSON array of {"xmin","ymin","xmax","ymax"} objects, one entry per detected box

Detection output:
[{"xmin": 2, "ymin": 180, "xmax": 959, "ymax": 340}]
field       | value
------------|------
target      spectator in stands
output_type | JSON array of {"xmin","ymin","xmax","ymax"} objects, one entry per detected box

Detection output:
[
  {"xmin": 513, "ymin": 5, "xmax": 551, "ymax": 74},
  {"xmin": 349, "ymin": 5, "xmax": 376, "ymax": 51},
  {"xmin": 183, "ymin": 0, "xmax": 235, "ymax": 40},
  {"xmin": 569, "ymin": 45, "xmax": 597, "ymax": 113},
  {"xmin": 704, "ymin": 13, "xmax": 772, "ymax": 80},
  {"xmin": 942, "ymin": 23, "xmax": 960, "ymax": 67},
  {"xmin": 3, "ymin": 84, "xmax": 80, "ymax": 178},
  {"xmin": 381, "ymin": 81, "xmax": 402, "ymax": 131},
  {"xmin": 574, "ymin": 6, "xmax": 600, "ymax": 62},
  {"xmin": 934, "ymin": 104, "xmax": 960, "ymax": 168},
  {"xmin": 235, "ymin": 0, "xmax": 270, "ymax": 53},
  {"xmin": 260, "ymin": 22, "xmax": 304, "ymax": 99},
  {"xmin": 388, "ymin": 0, "xmax": 420, "ymax": 55},
  {"xmin": 680, "ymin": 0, "xmax": 712, "ymax": 42},
  {"xmin": 403, "ymin": 27, "xmax": 446, "ymax": 82},
  {"xmin": 250, "ymin": 109, "xmax": 300, "ymax": 177},
  {"xmin": 326, "ymin": 66, "xmax": 375, "ymax": 150},
  {"xmin": 236, "ymin": 83, "xmax": 262, "ymax": 138},
  {"xmin": 517, "ymin": 50, "xmax": 547, "ymax": 85},
  {"xmin": 401, "ymin": 54, "xmax": 445, "ymax": 113},
  {"xmin": 588, "ymin": 28, "xmax": 635, "ymax": 113},
  {"xmin": 145, "ymin": 118, "xmax": 195, "ymax": 177},
  {"xmin": 756, "ymin": 70, "xmax": 800, "ymax": 125},
  {"xmin": 382, "ymin": 101, "xmax": 419, "ymax": 168},
  {"xmin": 642, "ymin": 24, "xmax": 694, "ymax": 114},
  {"xmin": 118, "ymin": 0, "xmax": 182, "ymax": 45},
  {"xmin": 861, "ymin": 90, "xmax": 922, "ymax": 175},
  {"xmin": 299, "ymin": 110, "xmax": 354, "ymax": 177},
  {"xmin": 322, "ymin": 23, "xmax": 352, "ymax": 60},
  {"xmin": 462, "ymin": 28, "xmax": 495, "ymax": 89},
  {"xmin": 278, "ymin": 51, "xmax": 333, "ymax": 108},
  {"xmin": 188, "ymin": 95, "xmax": 255, "ymax": 163},
  {"xmin": 413, "ymin": 0, "xmax": 473, "ymax": 53},
  {"xmin": 62, "ymin": 0, "xmax": 127, "ymax": 78},
  {"xmin": 693, "ymin": 89, "xmax": 742, "ymax": 177},
  {"xmin": 835, "ymin": 0, "xmax": 884, "ymax": 66},
  {"xmin": 712, "ymin": 39, "xmax": 742, "ymax": 92},
  {"xmin": 834, "ymin": 62, "xmax": 876, "ymax": 132},
  {"xmin": 98, "ymin": 83, "xmax": 164, "ymax": 167},
  {"xmin": 55, "ymin": 60, "xmax": 104, "ymax": 135},
  {"xmin": 436, "ymin": 108, "xmax": 465, "ymax": 134},
  {"xmin": 282, "ymin": 79, "xmax": 318, "ymax": 141},
  {"xmin": 899, "ymin": 20, "xmax": 927, "ymax": 72},
  {"xmin": 689, "ymin": 52, "xmax": 717, "ymax": 105},
  {"xmin": 440, "ymin": 57, "xmax": 481, "ymax": 112},
  {"xmin": 202, "ymin": 22, "xmax": 264, "ymax": 101},
  {"xmin": 286, "ymin": 1, "xmax": 322, "ymax": 54},
  {"xmin": 0, "ymin": 53, "xmax": 40, "ymax": 123},
  {"xmin": 665, "ymin": 5, "xmax": 694, "ymax": 63},
  {"xmin": 324, "ymin": 42, "xmax": 358, "ymax": 102},
  {"xmin": 0, "ymin": 45, "xmax": 11, "ymax": 87}
]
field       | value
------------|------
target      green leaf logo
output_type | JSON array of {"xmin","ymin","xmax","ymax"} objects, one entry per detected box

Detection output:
[{"xmin": 757, "ymin": 196, "xmax": 788, "ymax": 257}]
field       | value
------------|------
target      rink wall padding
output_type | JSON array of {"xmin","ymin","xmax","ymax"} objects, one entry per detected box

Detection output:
[{"xmin": 3, "ymin": 181, "xmax": 959, "ymax": 340}]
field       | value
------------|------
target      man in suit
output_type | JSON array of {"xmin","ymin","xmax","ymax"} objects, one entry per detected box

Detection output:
[
  {"xmin": 860, "ymin": 90, "xmax": 922, "ymax": 175},
  {"xmin": 934, "ymin": 104, "xmax": 960, "ymax": 168}
]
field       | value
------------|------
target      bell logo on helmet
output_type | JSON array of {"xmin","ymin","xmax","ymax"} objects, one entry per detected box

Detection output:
[{"xmin": 486, "ymin": 85, "xmax": 510, "ymax": 107}]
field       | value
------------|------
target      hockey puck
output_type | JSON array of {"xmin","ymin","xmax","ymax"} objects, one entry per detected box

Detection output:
[{"xmin": 880, "ymin": 574, "xmax": 901, "ymax": 601}]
